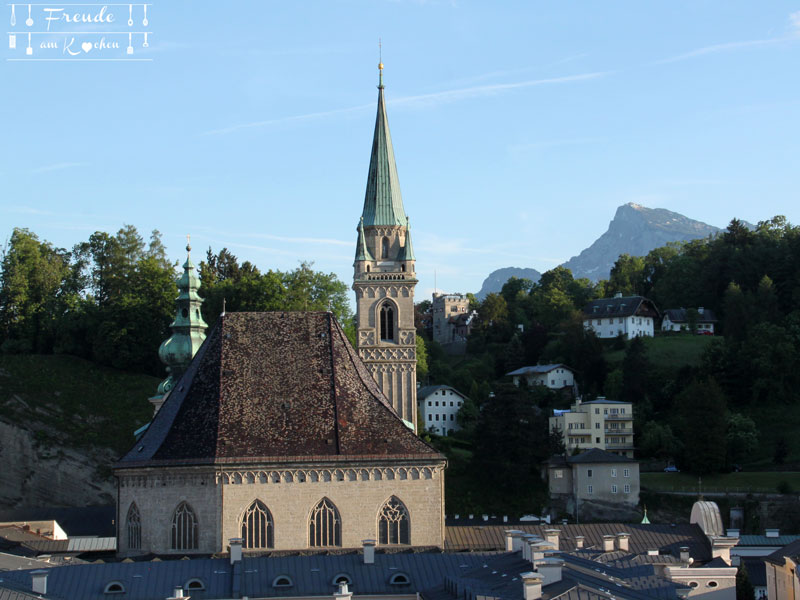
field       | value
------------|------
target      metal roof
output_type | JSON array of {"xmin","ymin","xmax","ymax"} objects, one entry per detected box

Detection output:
[
  {"xmin": 506, "ymin": 364, "xmax": 572, "ymax": 377},
  {"xmin": 737, "ymin": 534, "xmax": 800, "ymax": 547},
  {"xmin": 417, "ymin": 385, "xmax": 468, "ymax": 400},
  {"xmin": 582, "ymin": 297, "xmax": 659, "ymax": 319}
]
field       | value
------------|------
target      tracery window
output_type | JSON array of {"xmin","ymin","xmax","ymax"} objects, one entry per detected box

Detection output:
[
  {"xmin": 382, "ymin": 237, "xmax": 390, "ymax": 259},
  {"xmin": 171, "ymin": 501, "xmax": 198, "ymax": 550},
  {"xmin": 309, "ymin": 498, "xmax": 341, "ymax": 547},
  {"xmin": 126, "ymin": 502, "xmax": 141, "ymax": 550},
  {"xmin": 380, "ymin": 302, "xmax": 395, "ymax": 341},
  {"xmin": 378, "ymin": 496, "xmax": 410, "ymax": 545},
  {"xmin": 240, "ymin": 500, "xmax": 274, "ymax": 549}
]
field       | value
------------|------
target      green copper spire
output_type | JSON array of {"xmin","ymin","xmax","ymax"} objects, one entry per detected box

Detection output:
[
  {"xmin": 398, "ymin": 216, "xmax": 416, "ymax": 261},
  {"xmin": 361, "ymin": 64, "xmax": 407, "ymax": 227},
  {"xmin": 355, "ymin": 217, "xmax": 374, "ymax": 261},
  {"xmin": 153, "ymin": 238, "xmax": 208, "ymax": 407},
  {"xmin": 641, "ymin": 507, "xmax": 650, "ymax": 524}
]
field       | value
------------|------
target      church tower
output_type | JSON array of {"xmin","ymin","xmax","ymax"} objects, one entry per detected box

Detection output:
[{"xmin": 353, "ymin": 63, "xmax": 418, "ymax": 429}]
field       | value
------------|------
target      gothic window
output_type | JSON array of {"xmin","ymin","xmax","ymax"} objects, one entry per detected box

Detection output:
[
  {"xmin": 240, "ymin": 500, "xmax": 274, "ymax": 549},
  {"xmin": 309, "ymin": 498, "xmax": 341, "ymax": 547},
  {"xmin": 380, "ymin": 302, "xmax": 395, "ymax": 341},
  {"xmin": 171, "ymin": 502, "xmax": 198, "ymax": 550},
  {"xmin": 378, "ymin": 496, "xmax": 410, "ymax": 545},
  {"xmin": 382, "ymin": 237, "xmax": 390, "ymax": 259},
  {"xmin": 126, "ymin": 503, "xmax": 141, "ymax": 550}
]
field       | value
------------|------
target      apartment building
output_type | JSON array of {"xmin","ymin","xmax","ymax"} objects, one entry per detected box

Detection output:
[{"xmin": 549, "ymin": 397, "xmax": 634, "ymax": 458}]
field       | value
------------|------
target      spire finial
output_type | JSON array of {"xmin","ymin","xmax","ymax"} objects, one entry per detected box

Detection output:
[
  {"xmin": 222, "ymin": 298, "xmax": 226, "ymax": 316},
  {"xmin": 378, "ymin": 38, "xmax": 384, "ymax": 88},
  {"xmin": 186, "ymin": 233, "xmax": 191, "ymax": 254}
]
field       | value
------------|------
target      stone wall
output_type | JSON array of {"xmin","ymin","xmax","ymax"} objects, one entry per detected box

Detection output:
[{"xmin": 118, "ymin": 461, "xmax": 445, "ymax": 556}]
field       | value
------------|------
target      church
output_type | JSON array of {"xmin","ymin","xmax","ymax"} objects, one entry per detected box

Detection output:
[{"xmin": 113, "ymin": 65, "xmax": 445, "ymax": 556}]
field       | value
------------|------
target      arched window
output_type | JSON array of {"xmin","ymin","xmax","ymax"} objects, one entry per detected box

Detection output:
[
  {"xmin": 126, "ymin": 502, "xmax": 141, "ymax": 550},
  {"xmin": 381, "ymin": 237, "xmax": 390, "ymax": 259},
  {"xmin": 240, "ymin": 500, "xmax": 274, "ymax": 549},
  {"xmin": 379, "ymin": 497, "xmax": 410, "ymax": 545},
  {"xmin": 380, "ymin": 302, "xmax": 395, "ymax": 341},
  {"xmin": 309, "ymin": 498, "xmax": 341, "ymax": 547},
  {"xmin": 171, "ymin": 502, "xmax": 198, "ymax": 550}
]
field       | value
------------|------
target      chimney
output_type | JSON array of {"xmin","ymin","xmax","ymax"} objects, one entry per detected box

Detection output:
[
  {"xmin": 602, "ymin": 535, "xmax": 615, "ymax": 552},
  {"xmin": 544, "ymin": 529, "xmax": 560, "ymax": 550},
  {"xmin": 679, "ymin": 547, "xmax": 690, "ymax": 563},
  {"xmin": 334, "ymin": 581, "xmax": 353, "ymax": 600},
  {"xmin": 30, "ymin": 570, "xmax": 48, "ymax": 595},
  {"xmin": 766, "ymin": 529, "xmax": 780, "ymax": 538},
  {"xmin": 505, "ymin": 530, "xmax": 517, "ymax": 552},
  {"xmin": 727, "ymin": 529, "xmax": 740, "ymax": 538},
  {"xmin": 534, "ymin": 557, "xmax": 564, "ymax": 586},
  {"xmin": 575, "ymin": 536, "xmax": 584, "ymax": 549},
  {"xmin": 520, "ymin": 571, "xmax": 543, "ymax": 600},
  {"xmin": 362, "ymin": 539, "xmax": 376, "ymax": 564},
  {"xmin": 521, "ymin": 535, "xmax": 536, "ymax": 561},
  {"xmin": 166, "ymin": 587, "xmax": 186, "ymax": 600},
  {"xmin": 617, "ymin": 532, "xmax": 630, "ymax": 552},
  {"xmin": 615, "ymin": 292, "xmax": 623, "ymax": 298},
  {"xmin": 698, "ymin": 307, "xmax": 704, "ymax": 315},
  {"xmin": 229, "ymin": 537, "xmax": 242, "ymax": 565},
  {"xmin": 647, "ymin": 549, "xmax": 659, "ymax": 556}
]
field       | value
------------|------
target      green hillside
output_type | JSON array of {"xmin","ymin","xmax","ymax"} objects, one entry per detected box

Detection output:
[
  {"xmin": 0, "ymin": 354, "xmax": 157, "ymax": 455},
  {"xmin": 604, "ymin": 334, "xmax": 716, "ymax": 370}
]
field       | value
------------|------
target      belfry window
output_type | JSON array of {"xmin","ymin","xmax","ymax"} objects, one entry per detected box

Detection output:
[
  {"xmin": 126, "ymin": 502, "xmax": 141, "ymax": 550},
  {"xmin": 380, "ymin": 302, "xmax": 395, "ymax": 341},
  {"xmin": 382, "ymin": 237, "xmax": 390, "ymax": 259},
  {"xmin": 171, "ymin": 502, "xmax": 198, "ymax": 550},
  {"xmin": 378, "ymin": 496, "xmax": 410, "ymax": 545},
  {"xmin": 309, "ymin": 498, "xmax": 341, "ymax": 547},
  {"xmin": 241, "ymin": 500, "xmax": 274, "ymax": 549}
]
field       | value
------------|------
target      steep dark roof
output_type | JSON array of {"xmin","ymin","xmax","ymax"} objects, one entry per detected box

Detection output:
[
  {"xmin": 507, "ymin": 364, "xmax": 572, "ymax": 377},
  {"xmin": 582, "ymin": 296, "xmax": 659, "ymax": 319},
  {"xmin": 764, "ymin": 538, "xmax": 800, "ymax": 566},
  {"xmin": 417, "ymin": 385, "xmax": 468, "ymax": 400},
  {"xmin": 116, "ymin": 312, "xmax": 441, "ymax": 468},
  {"xmin": 662, "ymin": 308, "xmax": 718, "ymax": 324},
  {"xmin": 567, "ymin": 448, "xmax": 636, "ymax": 464}
]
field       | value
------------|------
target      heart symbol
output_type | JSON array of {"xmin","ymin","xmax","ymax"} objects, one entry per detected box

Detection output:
[{"xmin": 81, "ymin": 42, "xmax": 92, "ymax": 53}]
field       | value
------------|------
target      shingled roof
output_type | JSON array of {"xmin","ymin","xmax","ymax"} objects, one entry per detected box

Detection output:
[{"xmin": 116, "ymin": 312, "xmax": 441, "ymax": 468}]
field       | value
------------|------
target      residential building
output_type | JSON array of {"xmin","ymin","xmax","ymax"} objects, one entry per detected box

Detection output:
[
  {"xmin": 582, "ymin": 293, "xmax": 660, "ymax": 339},
  {"xmin": 506, "ymin": 364, "xmax": 575, "ymax": 391},
  {"xmin": 431, "ymin": 293, "xmax": 472, "ymax": 346},
  {"xmin": 545, "ymin": 448, "xmax": 640, "ymax": 521},
  {"xmin": 418, "ymin": 385, "xmax": 467, "ymax": 435},
  {"xmin": 549, "ymin": 397, "xmax": 634, "ymax": 458},
  {"xmin": 662, "ymin": 307, "xmax": 718, "ymax": 334},
  {"xmin": 763, "ymin": 539, "xmax": 800, "ymax": 600},
  {"xmin": 352, "ymin": 65, "xmax": 418, "ymax": 427}
]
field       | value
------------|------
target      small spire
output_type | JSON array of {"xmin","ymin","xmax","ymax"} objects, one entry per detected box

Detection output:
[
  {"xmin": 378, "ymin": 38, "xmax": 384, "ymax": 89},
  {"xmin": 222, "ymin": 298, "xmax": 226, "ymax": 316},
  {"xmin": 186, "ymin": 233, "xmax": 191, "ymax": 255}
]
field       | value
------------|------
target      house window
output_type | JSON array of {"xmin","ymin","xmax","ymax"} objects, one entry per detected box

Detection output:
[
  {"xmin": 126, "ymin": 502, "xmax": 141, "ymax": 550},
  {"xmin": 611, "ymin": 485, "xmax": 618, "ymax": 494},
  {"xmin": 611, "ymin": 468, "xmax": 617, "ymax": 477},
  {"xmin": 457, "ymin": 402, "xmax": 462, "ymax": 407},
  {"xmin": 427, "ymin": 402, "xmax": 431, "ymax": 407},
  {"xmin": 595, "ymin": 423, "xmax": 600, "ymax": 429},
  {"xmin": 435, "ymin": 401, "xmax": 439, "ymax": 407},
  {"xmin": 381, "ymin": 237, "xmax": 390, "ymax": 259},
  {"xmin": 171, "ymin": 502, "xmax": 198, "ymax": 550},
  {"xmin": 587, "ymin": 485, "xmax": 593, "ymax": 494},
  {"xmin": 428, "ymin": 414, "xmax": 432, "ymax": 421},
  {"xmin": 450, "ymin": 414, "xmax": 454, "ymax": 421},
  {"xmin": 596, "ymin": 437, "xmax": 600, "ymax": 443},
  {"xmin": 554, "ymin": 470, "xmax": 563, "ymax": 479},
  {"xmin": 378, "ymin": 497, "xmax": 410, "ymax": 545},
  {"xmin": 309, "ymin": 498, "xmax": 341, "ymax": 547},
  {"xmin": 595, "ymin": 408, "xmax": 599, "ymax": 414},
  {"xmin": 240, "ymin": 500, "xmax": 274, "ymax": 549},
  {"xmin": 380, "ymin": 302, "xmax": 395, "ymax": 341},
  {"xmin": 587, "ymin": 469, "xmax": 593, "ymax": 478},
  {"xmin": 624, "ymin": 484, "xmax": 631, "ymax": 494},
  {"xmin": 623, "ymin": 469, "xmax": 630, "ymax": 478}
]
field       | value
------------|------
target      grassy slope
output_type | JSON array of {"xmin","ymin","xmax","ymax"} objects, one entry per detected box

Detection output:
[
  {"xmin": 0, "ymin": 354, "xmax": 158, "ymax": 456},
  {"xmin": 604, "ymin": 334, "xmax": 716, "ymax": 370}
]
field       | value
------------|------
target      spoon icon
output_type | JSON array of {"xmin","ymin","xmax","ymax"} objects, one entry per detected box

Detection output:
[
  {"xmin": 25, "ymin": 4, "xmax": 32, "ymax": 27},
  {"xmin": 10, "ymin": 5, "xmax": 16, "ymax": 26},
  {"xmin": 142, "ymin": 5, "xmax": 148, "ymax": 26}
]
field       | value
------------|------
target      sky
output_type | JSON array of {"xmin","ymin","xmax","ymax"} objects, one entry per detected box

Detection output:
[{"xmin": 2, "ymin": 1, "xmax": 800, "ymax": 303}]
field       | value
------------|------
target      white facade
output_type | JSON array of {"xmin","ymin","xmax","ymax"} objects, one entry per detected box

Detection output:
[
  {"xmin": 418, "ymin": 386, "xmax": 466, "ymax": 436},
  {"xmin": 508, "ymin": 364, "xmax": 575, "ymax": 390},
  {"xmin": 549, "ymin": 398, "xmax": 634, "ymax": 458},
  {"xmin": 583, "ymin": 314, "xmax": 654, "ymax": 339}
]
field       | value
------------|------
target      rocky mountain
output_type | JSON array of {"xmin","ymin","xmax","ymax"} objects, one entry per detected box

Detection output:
[
  {"xmin": 561, "ymin": 203, "xmax": 720, "ymax": 281},
  {"xmin": 476, "ymin": 267, "xmax": 542, "ymax": 300}
]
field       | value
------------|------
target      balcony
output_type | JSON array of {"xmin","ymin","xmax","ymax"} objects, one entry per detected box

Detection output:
[
  {"xmin": 605, "ymin": 443, "xmax": 635, "ymax": 450},
  {"xmin": 604, "ymin": 428, "xmax": 633, "ymax": 435},
  {"xmin": 604, "ymin": 414, "xmax": 632, "ymax": 421}
]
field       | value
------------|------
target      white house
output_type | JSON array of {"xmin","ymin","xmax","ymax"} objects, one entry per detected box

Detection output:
[
  {"xmin": 506, "ymin": 364, "xmax": 575, "ymax": 391},
  {"xmin": 417, "ymin": 385, "xmax": 467, "ymax": 435},
  {"xmin": 582, "ymin": 294, "xmax": 660, "ymax": 339},
  {"xmin": 662, "ymin": 307, "xmax": 718, "ymax": 334}
]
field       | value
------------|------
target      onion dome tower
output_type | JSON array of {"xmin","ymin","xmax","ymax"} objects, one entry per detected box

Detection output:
[{"xmin": 149, "ymin": 237, "xmax": 208, "ymax": 415}]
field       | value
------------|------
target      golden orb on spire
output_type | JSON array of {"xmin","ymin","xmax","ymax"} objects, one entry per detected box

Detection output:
[{"xmin": 379, "ymin": 62, "xmax": 384, "ymax": 70}]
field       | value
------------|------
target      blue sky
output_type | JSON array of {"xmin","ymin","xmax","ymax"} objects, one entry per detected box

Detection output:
[{"xmin": 2, "ymin": 1, "xmax": 799, "ymax": 302}]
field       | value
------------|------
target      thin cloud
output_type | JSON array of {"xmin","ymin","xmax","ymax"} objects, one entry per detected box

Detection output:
[
  {"xmin": 653, "ymin": 38, "xmax": 782, "ymax": 65},
  {"xmin": 791, "ymin": 11, "xmax": 800, "ymax": 34},
  {"xmin": 202, "ymin": 71, "xmax": 609, "ymax": 136},
  {"xmin": 30, "ymin": 162, "xmax": 88, "ymax": 174}
]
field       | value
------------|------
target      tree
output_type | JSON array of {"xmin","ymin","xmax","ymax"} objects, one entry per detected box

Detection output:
[
  {"xmin": 675, "ymin": 377, "xmax": 728, "ymax": 474},
  {"xmin": 621, "ymin": 336, "xmax": 650, "ymax": 404},
  {"xmin": 639, "ymin": 421, "xmax": 681, "ymax": 461},
  {"xmin": 608, "ymin": 254, "xmax": 646, "ymax": 296},
  {"xmin": 735, "ymin": 563, "xmax": 755, "ymax": 600},
  {"xmin": 726, "ymin": 413, "xmax": 758, "ymax": 467},
  {"xmin": 416, "ymin": 334, "xmax": 429, "ymax": 381}
]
